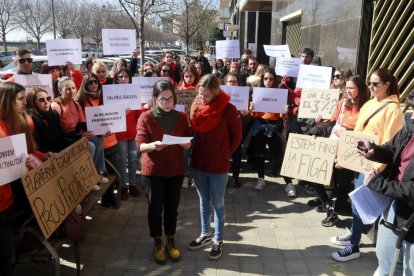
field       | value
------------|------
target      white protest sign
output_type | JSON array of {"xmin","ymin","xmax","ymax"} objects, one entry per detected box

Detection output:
[
  {"xmin": 263, "ymin": 45, "xmax": 291, "ymax": 58},
  {"xmin": 102, "ymin": 29, "xmax": 136, "ymax": 56},
  {"xmin": 281, "ymin": 134, "xmax": 337, "ymax": 186},
  {"xmin": 296, "ymin": 65, "xmax": 332, "ymax": 89},
  {"xmin": 46, "ymin": 39, "xmax": 82, "ymax": 66},
  {"xmin": 220, "ymin": 85, "xmax": 249, "ymax": 111},
  {"xmin": 174, "ymin": 104, "xmax": 185, "ymax": 112},
  {"xmin": 0, "ymin": 134, "xmax": 28, "ymax": 186},
  {"xmin": 337, "ymin": 130, "xmax": 380, "ymax": 173},
  {"xmin": 215, "ymin": 40, "xmax": 240, "ymax": 59},
  {"xmin": 161, "ymin": 134, "xmax": 193, "ymax": 145},
  {"xmin": 14, "ymin": 74, "xmax": 54, "ymax": 99},
  {"xmin": 275, "ymin": 57, "xmax": 301, "ymax": 77},
  {"xmin": 252, "ymin": 87, "xmax": 288, "ymax": 113},
  {"xmin": 85, "ymin": 104, "xmax": 126, "ymax": 135},
  {"xmin": 102, "ymin": 84, "xmax": 141, "ymax": 110},
  {"xmin": 132, "ymin": 77, "xmax": 168, "ymax": 103},
  {"xmin": 298, "ymin": 89, "xmax": 340, "ymax": 119}
]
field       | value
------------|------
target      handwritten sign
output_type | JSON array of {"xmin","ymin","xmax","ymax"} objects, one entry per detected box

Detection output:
[
  {"xmin": 132, "ymin": 77, "xmax": 168, "ymax": 103},
  {"xmin": 21, "ymin": 138, "xmax": 100, "ymax": 239},
  {"xmin": 298, "ymin": 89, "xmax": 340, "ymax": 119},
  {"xmin": 220, "ymin": 85, "xmax": 249, "ymax": 111},
  {"xmin": 85, "ymin": 104, "xmax": 126, "ymax": 135},
  {"xmin": 176, "ymin": 90, "xmax": 198, "ymax": 113},
  {"xmin": 15, "ymin": 74, "xmax": 54, "ymax": 99},
  {"xmin": 215, "ymin": 40, "xmax": 240, "ymax": 59},
  {"xmin": 275, "ymin": 57, "xmax": 301, "ymax": 77},
  {"xmin": 175, "ymin": 104, "xmax": 185, "ymax": 112},
  {"xmin": 102, "ymin": 84, "xmax": 141, "ymax": 110},
  {"xmin": 296, "ymin": 65, "xmax": 332, "ymax": 89},
  {"xmin": 102, "ymin": 29, "xmax": 136, "ymax": 56},
  {"xmin": 0, "ymin": 134, "xmax": 27, "ymax": 186},
  {"xmin": 46, "ymin": 39, "xmax": 82, "ymax": 66},
  {"xmin": 252, "ymin": 87, "xmax": 288, "ymax": 113},
  {"xmin": 263, "ymin": 45, "xmax": 291, "ymax": 58},
  {"xmin": 337, "ymin": 130, "xmax": 379, "ymax": 173},
  {"xmin": 281, "ymin": 134, "xmax": 337, "ymax": 186}
]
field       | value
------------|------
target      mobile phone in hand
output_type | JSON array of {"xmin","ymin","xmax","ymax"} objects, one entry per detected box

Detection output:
[{"xmin": 356, "ymin": 141, "xmax": 369, "ymax": 154}]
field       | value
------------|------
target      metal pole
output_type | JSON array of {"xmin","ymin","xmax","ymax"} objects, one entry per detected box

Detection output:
[{"xmin": 51, "ymin": 0, "xmax": 56, "ymax": 39}]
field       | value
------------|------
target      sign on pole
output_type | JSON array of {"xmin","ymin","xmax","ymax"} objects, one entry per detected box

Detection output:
[
  {"xmin": 297, "ymin": 89, "xmax": 340, "ymax": 119},
  {"xmin": 102, "ymin": 29, "xmax": 136, "ymax": 56},
  {"xmin": 46, "ymin": 39, "xmax": 82, "ymax": 66}
]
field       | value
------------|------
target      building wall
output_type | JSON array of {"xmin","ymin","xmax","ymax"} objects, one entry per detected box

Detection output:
[{"xmin": 270, "ymin": 0, "xmax": 364, "ymax": 72}]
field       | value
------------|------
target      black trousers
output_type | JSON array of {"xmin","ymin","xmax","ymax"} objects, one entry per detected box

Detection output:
[
  {"xmin": 141, "ymin": 175, "xmax": 183, "ymax": 238},
  {"xmin": 0, "ymin": 206, "xmax": 15, "ymax": 276}
]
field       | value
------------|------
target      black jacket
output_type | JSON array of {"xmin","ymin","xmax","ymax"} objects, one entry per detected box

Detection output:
[{"xmin": 367, "ymin": 113, "xmax": 414, "ymax": 242}]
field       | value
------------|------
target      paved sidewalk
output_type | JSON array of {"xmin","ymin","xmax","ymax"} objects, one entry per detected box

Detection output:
[{"xmin": 15, "ymin": 171, "xmax": 378, "ymax": 276}]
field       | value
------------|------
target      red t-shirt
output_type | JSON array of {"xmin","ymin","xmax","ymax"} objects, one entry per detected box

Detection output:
[
  {"xmin": 397, "ymin": 136, "xmax": 414, "ymax": 182},
  {"xmin": 51, "ymin": 100, "xmax": 85, "ymax": 133}
]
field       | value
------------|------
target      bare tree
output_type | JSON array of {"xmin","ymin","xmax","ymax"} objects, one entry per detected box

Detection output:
[
  {"xmin": 54, "ymin": 0, "xmax": 79, "ymax": 38},
  {"xmin": 18, "ymin": 0, "xmax": 52, "ymax": 50},
  {"xmin": 0, "ymin": 0, "xmax": 19, "ymax": 51},
  {"xmin": 89, "ymin": 3, "xmax": 109, "ymax": 50},
  {"xmin": 73, "ymin": 2, "xmax": 92, "ymax": 47}
]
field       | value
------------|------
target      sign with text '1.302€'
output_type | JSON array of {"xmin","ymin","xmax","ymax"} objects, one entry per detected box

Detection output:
[
  {"xmin": 21, "ymin": 138, "xmax": 100, "ymax": 239},
  {"xmin": 298, "ymin": 89, "xmax": 340, "ymax": 119},
  {"xmin": 280, "ymin": 134, "xmax": 337, "ymax": 186}
]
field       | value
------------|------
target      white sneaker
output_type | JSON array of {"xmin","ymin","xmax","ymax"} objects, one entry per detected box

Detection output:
[
  {"xmin": 285, "ymin": 183, "xmax": 296, "ymax": 197},
  {"xmin": 254, "ymin": 178, "xmax": 265, "ymax": 190},
  {"xmin": 99, "ymin": 176, "xmax": 109, "ymax": 184},
  {"xmin": 92, "ymin": 184, "xmax": 101, "ymax": 191},
  {"xmin": 330, "ymin": 229, "xmax": 352, "ymax": 246}
]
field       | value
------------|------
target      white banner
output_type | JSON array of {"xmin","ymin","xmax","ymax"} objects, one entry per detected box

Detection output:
[
  {"xmin": 215, "ymin": 40, "xmax": 240, "ymax": 59},
  {"xmin": 15, "ymin": 74, "xmax": 54, "ymax": 99},
  {"xmin": 132, "ymin": 77, "xmax": 168, "ymax": 103},
  {"xmin": 102, "ymin": 29, "xmax": 136, "ymax": 56},
  {"xmin": 263, "ymin": 45, "xmax": 291, "ymax": 58},
  {"xmin": 102, "ymin": 84, "xmax": 141, "ymax": 110},
  {"xmin": 252, "ymin": 87, "xmax": 288, "ymax": 113},
  {"xmin": 46, "ymin": 39, "xmax": 82, "ymax": 66},
  {"xmin": 85, "ymin": 104, "xmax": 126, "ymax": 135},
  {"xmin": 296, "ymin": 65, "xmax": 332, "ymax": 89},
  {"xmin": 275, "ymin": 57, "xmax": 301, "ymax": 77},
  {"xmin": 220, "ymin": 85, "xmax": 249, "ymax": 111},
  {"xmin": 0, "ymin": 134, "xmax": 28, "ymax": 186}
]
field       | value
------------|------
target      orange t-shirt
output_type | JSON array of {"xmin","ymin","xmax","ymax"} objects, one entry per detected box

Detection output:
[
  {"xmin": 51, "ymin": 100, "xmax": 85, "ymax": 133},
  {"xmin": 330, "ymin": 98, "xmax": 359, "ymax": 130}
]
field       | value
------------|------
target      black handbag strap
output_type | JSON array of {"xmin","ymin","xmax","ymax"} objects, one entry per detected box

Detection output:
[{"xmin": 363, "ymin": 101, "xmax": 398, "ymax": 129}]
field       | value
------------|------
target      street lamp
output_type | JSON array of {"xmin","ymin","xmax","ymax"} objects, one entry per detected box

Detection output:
[{"xmin": 51, "ymin": 0, "xmax": 56, "ymax": 39}]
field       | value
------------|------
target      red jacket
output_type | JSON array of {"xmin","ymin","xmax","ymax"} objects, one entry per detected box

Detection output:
[
  {"xmin": 192, "ymin": 103, "xmax": 242, "ymax": 173},
  {"xmin": 116, "ymin": 110, "xmax": 142, "ymax": 141}
]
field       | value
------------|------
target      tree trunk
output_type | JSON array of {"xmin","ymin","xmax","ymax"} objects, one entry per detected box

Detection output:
[{"xmin": 139, "ymin": 0, "xmax": 145, "ymax": 69}]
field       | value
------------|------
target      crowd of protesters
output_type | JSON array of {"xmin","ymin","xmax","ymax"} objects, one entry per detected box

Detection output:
[{"xmin": 0, "ymin": 45, "xmax": 413, "ymax": 276}]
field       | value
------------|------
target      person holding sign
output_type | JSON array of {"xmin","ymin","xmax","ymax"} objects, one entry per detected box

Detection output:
[
  {"xmin": 331, "ymin": 68, "xmax": 403, "ymax": 262},
  {"xmin": 188, "ymin": 74, "xmax": 242, "ymax": 260},
  {"xmin": 136, "ymin": 80, "xmax": 191, "ymax": 264}
]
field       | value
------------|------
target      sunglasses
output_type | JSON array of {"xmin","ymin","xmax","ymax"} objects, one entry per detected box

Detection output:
[
  {"xmin": 367, "ymin": 81, "xmax": 383, "ymax": 87},
  {"xmin": 37, "ymin": 96, "xmax": 52, "ymax": 103},
  {"xmin": 333, "ymin": 74, "xmax": 341, "ymax": 79},
  {"xmin": 161, "ymin": 69, "xmax": 170, "ymax": 73},
  {"xmin": 87, "ymin": 80, "xmax": 99, "ymax": 85},
  {"xmin": 18, "ymin": 58, "xmax": 33, "ymax": 64}
]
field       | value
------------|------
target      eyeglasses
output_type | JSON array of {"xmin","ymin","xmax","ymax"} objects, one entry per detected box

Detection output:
[
  {"xmin": 157, "ymin": 96, "xmax": 174, "ymax": 104},
  {"xmin": 37, "ymin": 96, "xmax": 52, "ymax": 103},
  {"xmin": 264, "ymin": 77, "xmax": 274, "ymax": 81},
  {"xmin": 333, "ymin": 74, "xmax": 341, "ymax": 79},
  {"xmin": 161, "ymin": 69, "xmax": 170, "ymax": 73},
  {"xmin": 18, "ymin": 58, "xmax": 33, "ymax": 64},
  {"xmin": 86, "ymin": 80, "xmax": 99, "ymax": 85},
  {"xmin": 367, "ymin": 81, "xmax": 383, "ymax": 87}
]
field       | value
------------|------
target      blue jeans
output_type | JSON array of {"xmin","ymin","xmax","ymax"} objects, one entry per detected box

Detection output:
[
  {"xmin": 192, "ymin": 168, "xmax": 228, "ymax": 241},
  {"xmin": 376, "ymin": 201, "xmax": 414, "ymax": 276},
  {"xmin": 350, "ymin": 173, "xmax": 365, "ymax": 245},
  {"xmin": 118, "ymin": 140, "xmax": 138, "ymax": 188},
  {"xmin": 89, "ymin": 135, "xmax": 105, "ymax": 173}
]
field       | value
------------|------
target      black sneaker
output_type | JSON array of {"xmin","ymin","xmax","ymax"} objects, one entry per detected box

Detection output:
[
  {"xmin": 307, "ymin": 197, "xmax": 322, "ymax": 207},
  {"xmin": 321, "ymin": 213, "xmax": 339, "ymax": 227},
  {"xmin": 331, "ymin": 243, "xmax": 360, "ymax": 261},
  {"xmin": 209, "ymin": 241, "xmax": 223, "ymax": 260},
  {"xmin": 188, "ymin": 234, "xmax": 213, "ymax": 250}
]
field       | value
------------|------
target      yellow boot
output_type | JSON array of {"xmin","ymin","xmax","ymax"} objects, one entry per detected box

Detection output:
[
  {"xmin": 153, "ymin": 237, "xmax": 166, "ymax": 264},
  {"xmin": 165, "ymin": 235, "xmax": 181, "ymax": 262}
]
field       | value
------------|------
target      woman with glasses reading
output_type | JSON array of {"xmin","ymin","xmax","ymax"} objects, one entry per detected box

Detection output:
[{"xmin": 136, "ymin": 80, "xmax": 191, "ymax": 264}]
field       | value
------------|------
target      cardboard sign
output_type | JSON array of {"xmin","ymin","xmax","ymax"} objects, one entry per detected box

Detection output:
[
  {"xmin": 14, "ymin": 74, "xmax": 54, "ymax": 99},
  {"xmin": 296, "ymin": 65, "xmax": 332, "ymax": 89},
  {"xmin": 252, "ymin": 87, "xmax": 288, "ymax": 113},
  {"xmin": 132, "ymin": 77, "xmax": 168, "ymax": 104},
  {"xmin": 298, "ymin": 89, "xmax": 340, "ymax": 119},
  {"xmin": 337, "ymin": 130, "xmax": 380, "ymax": 173},
  {"xmin": 21, "ymin": 138, "xmax": 100, "ymax": 239},
  {"xmin": 215, "ymin": 40, "xmax": 240, "ymax": 59},
  {"xmin": 102, "ymin": 84, "xmax": 141, "ymax": 110},
  {"xmin": 176, "ymin": 90, "xmax": 198, "ymax": 113},
  {"xmin": 85, "ymin": 104, "xmax": 126, "ymax": 135},
  {"xmin": 102, "ymin": 29, "xmax": 136, "ymax": 56},
  {"xmin": 275, "ymin": 57, "xmax": 301, "ymax": 77},
  {"xmin": 220, "ymin": 85, "xmax": 249, "ymax": 111},
  {"xmin": 46, "ymin": 39, "xmax": 82, "ymax": 66},
  {"xmin": 281, "ymin": 134, "xmax": 337, "ymax": 186},
  {"xmin": 263, "ymin": 45, "xmax": 291, "ymax": 58},
  {"xmin": 0, "ymin": 134, "xmax": 27, "ymax": 186}
]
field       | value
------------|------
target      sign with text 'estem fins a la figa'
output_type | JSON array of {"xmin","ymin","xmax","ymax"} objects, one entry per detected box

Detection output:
[{"xmin": 298, "ymin": 89, "xmax": 340, "ymax": 119}]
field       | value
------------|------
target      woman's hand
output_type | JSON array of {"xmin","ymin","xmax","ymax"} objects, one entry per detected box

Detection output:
[
  {"xmin": 144, "ymin": 98, "xmax": 156, "ymax": 110},
  {"xmin": 315, "ymin": 115, "xmax": 323, "ymax": 124},
  {"xmin": 249, "ymin": 102, "xmax": 255, "ymax": 111},
  {"xmin": 363, "ymin": 168, "xmax": 379, "ymax": 185},
  {"xmin": 152, "ymin": 141, "xmax": 167, "ymax": 151},
  {"xmin": 82, "ymin": 131, "xmax": 95, "ymax": 138},
  {"xmin": 43, "ymin": 152, "xmax": 56, "ymax": 160},
  {"xmin": 180, "ymin": 141, "xmax": 192, "ymax": 150},
  {"xmin": 355, "ymin": 140, "xmax": 374, "ymax": 158}
]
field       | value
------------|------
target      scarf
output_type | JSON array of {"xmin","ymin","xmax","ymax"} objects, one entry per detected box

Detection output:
[
  {"xmin": 84, "ymin": 90, "xmax": 101, "ymax": 99},
  {"xmin": 190, "ymin": 91, "xmax": 230, "ymax": 133},
  {"xmin": 151, "ymin": 106, "xmax": 179, "ymax": 133}
]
